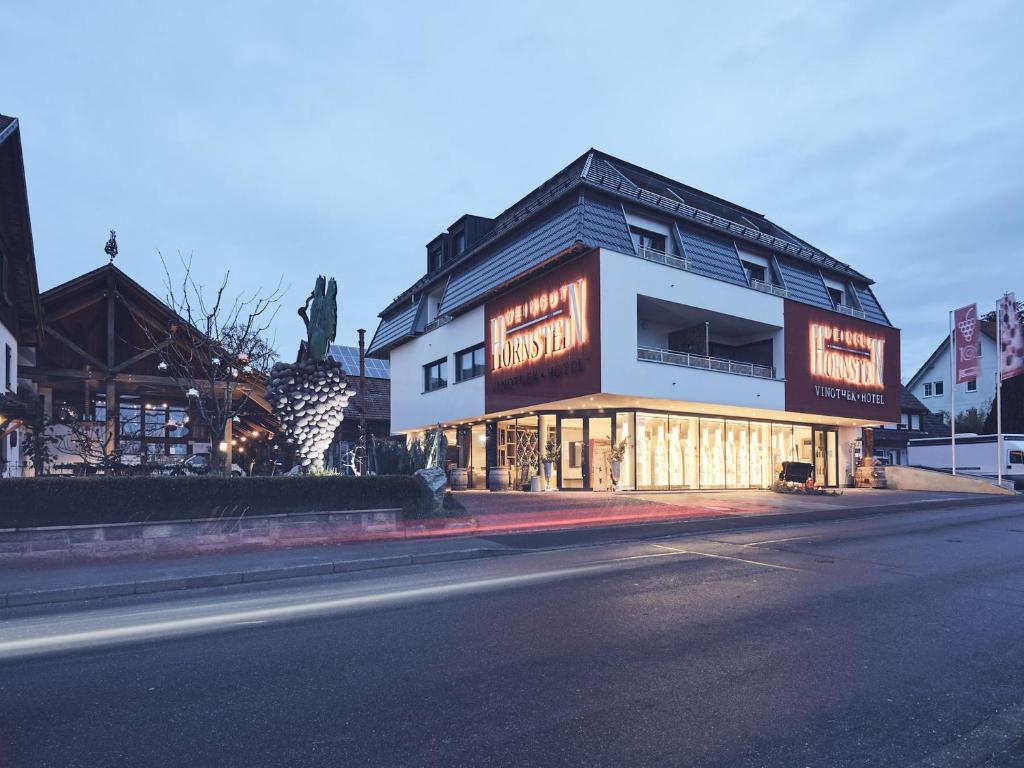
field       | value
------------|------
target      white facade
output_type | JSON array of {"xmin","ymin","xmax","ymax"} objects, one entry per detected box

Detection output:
[
  {"xmin": 390, "ymin": 305, "xmax": 485, "ymax": 433},
  {"xmin": 600, "ymin": 248, "xmax": 786, "ymax": 413},
  {"xmin": 908, "ymin": 334, "xmax": 998, "ymax": 421},
  {"xmin": 0, "ymin": 319, "xmax": 21, "ymax": 477}
]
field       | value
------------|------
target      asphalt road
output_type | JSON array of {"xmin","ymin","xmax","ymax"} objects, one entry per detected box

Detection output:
[{"xmin": 3, "ymin": 500, "xmax": 1024, "ymax": 767}]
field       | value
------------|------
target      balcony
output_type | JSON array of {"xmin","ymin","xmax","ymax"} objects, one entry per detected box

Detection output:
[
  {"xmin": 749, "ymin": 278, "xmax": 789, "ymax": 298},
  {"xmin": 635, "ymin": 245, "xmax": 690, "ymax": 272},
  {"xmin": 638, "ymin": 346, "xmax": 776, "ymax": 380},
  {"xmin": 833, "ymin": 304, "xmax": 867, "ymax": 320}
]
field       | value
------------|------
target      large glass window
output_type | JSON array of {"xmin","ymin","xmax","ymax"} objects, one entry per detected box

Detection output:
[
  {"xmin": 470, "ymin": 424, "xmax": 487, "ymax": 488},
  {"xmin": 423, "ymin": 358, "xmax": 448, "ymax": 392},
  {"xmin": 636, "ymin": 413, "xmax": 668, "ymax": 490},
  {"xmin": 615, "ymin": 412, "xmax": 635, "ymax": 491},
  {"xmin": 629, "ymin": 225, "xmax": 667, "ymax": 253},
  {"xmin": 456, "ymin": 345, "xmax": 486, "ymax": 382},
  {"xmin": 540, "ymin": 415, "xmax": 559, "ymax": 490},
  {"xmin": 750, "ymin": 422, "xmax": 773, "ymax": 488},
  {"xmin": 700, "ymin": 419, "xmax": 726, "ymax": 488},
  {"xmin": 771, "ymin": 424, "xmax": 794, "ymax": 483},
  {"xmin": 794, "ymin": 426, "xmax": 813, "ymax": 465},
  {"xmin": 499, "ymin": 417, "xmax": 539, "ymax": 490},
  {"xmin": 725, "ymin": 421, "xmax": 750, "ymax": 488},
  {"xmin": 668, "ymin": 415, "xmax": 699, "ymax": 489}
]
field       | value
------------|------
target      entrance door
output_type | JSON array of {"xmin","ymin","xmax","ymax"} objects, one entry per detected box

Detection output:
[
  {"xmin": 588, "ymin": 417, "xmax": 612, "ymax": 491},
  {"xmin": 559, "ymin": 417, "xmax": 585, "ymax": 489},
  {"xmin": 813, "ymin": 428, "xmax": 838, "ymax": 487}
]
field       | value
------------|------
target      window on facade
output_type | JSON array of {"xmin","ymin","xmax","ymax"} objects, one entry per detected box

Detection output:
[
  {"xmin": 4, "ymin": 343, "xmax": 11, "ymax": 390},
  {"xmin": 453, "ymin": 232, "xmax": 466, "ymax": 257},
  {"xmin": 429, "ymin": 246, "xmax": 444, "ymax": 272},
  {"xmin": 934, "ymin": 381, "xmax": 944, "ymax": 396},
  {"xmin": 966, "ymin": 379, "xmax": 977, "ymax": 392},
  {"xmin": 827, "ymin": 286, "xmax": 845, "ymax": 307},
  {"xmin": 629, "ymin": 226, "xmax": 667, "ymax": 254},
  {"xmin": 456, "ymin": 344, "xmax": 485, "ymax": 382},
  {"xmin": 423, "ymin": 358, "xmax": 448, "ymax": 392},
  {"xmin": 1010, "ymin": 450, "xmax": 1024, "ymax": 465},
  {"xmin": 924, "ymin": 383, "xmax": 933, "ymax": 397},
  {"xmin": 740, "ymin": 260, "xmax": 767, "ymax": 284}
]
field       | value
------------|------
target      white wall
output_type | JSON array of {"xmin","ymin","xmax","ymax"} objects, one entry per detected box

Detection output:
[
  {"xmin": 0, "ymin": 320, "xmax": 21, "ymax": 476},
  {"xmin": 599, "ymin": 248, "xmax": 787, "ymax": 411},
  {"xmin": 389, "ymin": 306, "xmax": 485, "ymax": 433},
  {"xmin": 909, "ymin": 335, "xmax": 998, "ymax": 420}
]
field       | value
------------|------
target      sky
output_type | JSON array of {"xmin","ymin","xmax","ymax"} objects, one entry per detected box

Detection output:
[{"xmin": 4, "ymin": 0, "xmax": 1023, "ymax": 378}]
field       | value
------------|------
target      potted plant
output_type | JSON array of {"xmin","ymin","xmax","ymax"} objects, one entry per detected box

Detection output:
[
  {"xmin": 607, "ymin": 439, "xmax": 629, "ymax": 491},
  {"xmin": 541, "ymin": 439, "xmax": 560, "ymax": 491}
]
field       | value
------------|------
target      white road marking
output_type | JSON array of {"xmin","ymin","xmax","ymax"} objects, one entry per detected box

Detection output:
[{"xmin": 650, "ymin": 543, "xmax": 803, "ymax": 572}]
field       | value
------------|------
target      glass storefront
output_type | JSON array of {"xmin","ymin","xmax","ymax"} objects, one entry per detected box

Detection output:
[{"xmin": 449, "ymin": 409, "xmax": 840, "ymax": 492}]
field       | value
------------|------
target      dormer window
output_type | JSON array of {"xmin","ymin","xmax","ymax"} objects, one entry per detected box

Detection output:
[
  {"xmin": 453, "ymin": 232, "xmax": 466, "ymax": 258},
  {"xmin": 741, "ymin": 260, "xmax": 767, "ymax": 284},
  {"xmin": 827, "ymin": 286, "xmax": 845, "ymax": 307},
  {"xmin": 429, "ymin": 245, "xmax": 444, "ymax": 272},
  {"xmin": 629, "ymin": 226, "xmax": 667, "ymax": 254}
]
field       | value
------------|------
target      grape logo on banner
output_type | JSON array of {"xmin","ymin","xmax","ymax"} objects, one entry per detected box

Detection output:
[{"xmin": 953, "ymin": 303, "xmax": 982, "ymax": 383}]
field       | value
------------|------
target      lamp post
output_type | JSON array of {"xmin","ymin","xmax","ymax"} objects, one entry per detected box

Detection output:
[{"xmin": 358, "ymin": 328, "xmax": 367, "ymax": 475}]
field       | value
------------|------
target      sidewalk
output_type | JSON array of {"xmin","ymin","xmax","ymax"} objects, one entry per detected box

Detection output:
[
  {"xmin": 1, "ymin": 489, "xmax": 1016, "ymax": 609},
  {"xmin": 0, "ymin": 537, "xmax": 511, "ymax": 608}
]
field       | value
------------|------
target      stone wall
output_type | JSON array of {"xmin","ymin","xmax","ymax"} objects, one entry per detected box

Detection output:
[{"xmin": 0, "ymin": 509, "xmax": 400, "ymax": 565}]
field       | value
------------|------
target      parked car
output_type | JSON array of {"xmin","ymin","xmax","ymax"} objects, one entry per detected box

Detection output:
[{"xmin": 162, "ymin": 453, "xmax": 246, "ymax": 477}]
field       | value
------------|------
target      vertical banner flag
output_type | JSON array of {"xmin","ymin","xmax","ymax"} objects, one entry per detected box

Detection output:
[
  {"xmin": 998, "ymin": 293, "xmax": 1024, "ymax": 381},
  {"xmin": 954, "ymin": 303, "xmax": 982, "ymax": 383}
]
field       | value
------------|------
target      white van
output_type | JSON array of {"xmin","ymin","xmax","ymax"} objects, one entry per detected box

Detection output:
[{"xmin": 908, "ymin": 434, "xmax": 1024, "ymax": 486}]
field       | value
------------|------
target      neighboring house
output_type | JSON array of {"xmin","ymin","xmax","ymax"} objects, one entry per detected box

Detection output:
[
  {"xmin": 367, "ymin": 149, "xmax": 900, "ymax": 491},
  {"xmin": 907, "ymin": 320, "xmax": 998, "ymax": 421},
  {"xmin": 23, "ymin": 263, "xmax": 278, "ymax": 474},
  {"xmin": 324, "ymin": 344, "xmax": 391, "ymax": 471},
  {"xmin": 0, "ymin": 114, "xmax": 43, "ymax": 477},
  {"xmin": 873, "ymin": 386, "xmax": 949, "ymax": 466}
]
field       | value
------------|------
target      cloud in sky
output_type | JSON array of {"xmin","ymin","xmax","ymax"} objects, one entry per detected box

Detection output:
[{"xmin": 4, "ymin": 0, "xmax": 1022, "ymax": 377}]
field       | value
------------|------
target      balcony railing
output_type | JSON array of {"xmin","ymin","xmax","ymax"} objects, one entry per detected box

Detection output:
[
  {"xmin": 749, "ymin": 278, "xmax": 789, "ymax": 298},
  {"xmin": 636, "ymin": 246, "xmax": 690, "ymax": 271},
  {"xmin": 637, "ymin": 346, "xmax": 776, "ymax": 380},
  {"xmin": 423, "ymin": 314, "xmax": 454, "ymax": 332},
  {"xmin": 833, "ymin": 304, "xmax": 867, "ymax": 320}
]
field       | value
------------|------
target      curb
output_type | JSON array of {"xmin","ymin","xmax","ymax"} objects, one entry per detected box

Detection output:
[{"xmin": 0, "ymin": 548, "xmax": 506, "ymax": 610}]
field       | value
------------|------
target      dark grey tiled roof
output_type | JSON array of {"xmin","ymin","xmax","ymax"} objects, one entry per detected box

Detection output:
[
  {"xmin": 440, "ymin": 198, "xmax": 584, "ymax": 316},
  {"xmin": 367, "ymin": 300, "xmax": 420, "ymax": 355},
  {"xmin": 855, "ymin": 285, "xmax": 889, "ymax": 325},
  {"xmin": 677, "ymin": 224, "xmax": 748, "ymax": 287},
  {"xmin": 777, "ymin": 260, "xmax": 832, "ymax": 312}
]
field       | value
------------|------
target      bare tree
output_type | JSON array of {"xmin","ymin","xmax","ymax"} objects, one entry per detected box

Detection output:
[
  {"xmin": 54, "ymin": 411, "xmax": 139, "ymax": 475},
  {"xmin": 137, "ymin": 252, "xmax": 284, "ymax": 473}
]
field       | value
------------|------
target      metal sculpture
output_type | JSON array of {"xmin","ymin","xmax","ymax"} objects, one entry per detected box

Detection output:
[{"xmin": 267, "ymin": 276, "xmax": 350, "ymax": 472}]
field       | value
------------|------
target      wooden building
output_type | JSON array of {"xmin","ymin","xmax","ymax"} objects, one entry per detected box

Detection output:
[{"xmin": 24, "ymin": 264, "xmax": 278, "ymax": 473}]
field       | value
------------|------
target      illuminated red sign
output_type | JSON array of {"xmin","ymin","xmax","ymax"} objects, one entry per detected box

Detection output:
[
  {"xmin": 484, "ymin": 250, "xmax": 601, "ymax": 412},
  {"xmin": 785, "ymin": 301, "xmax": 900, "ymax": 422}
]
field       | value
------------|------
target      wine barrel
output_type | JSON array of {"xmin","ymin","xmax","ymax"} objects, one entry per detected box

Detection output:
[
  {"xmin": 449, "ymin": 467, "xmax": 469, "ymax": 491},
  {"xmin": 487, "ymin": 466, "xmax": 510, "ymax": 492}
]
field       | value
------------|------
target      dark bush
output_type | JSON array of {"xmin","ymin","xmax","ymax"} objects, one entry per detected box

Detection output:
[{"xmin": 0, "ymin": 474, "xmax": 422, "ymax": 528}]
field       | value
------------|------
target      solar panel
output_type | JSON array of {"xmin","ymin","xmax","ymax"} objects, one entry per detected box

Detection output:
[{"xmin": 329, "ymin": 345, "xmax": 390, "ymax": 379}]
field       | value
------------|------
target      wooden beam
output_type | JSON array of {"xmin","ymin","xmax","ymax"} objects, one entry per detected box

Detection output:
[
  {"xmin": 111, "ymin": 339, "xmax": 172, "ymax": 373},
  {"xmin": 44, "ymin": 291, "xmax": 107, "ymax": 323},
  {"xmin": 114, "ymin": 292, "xmax": 174, "ymax": 333},
  {"xmin": 106, "ymin": 270, "xmax": 116, "ymax": 370},
  {"xmin": 44, "ymin": 325, "xmax": 108, "ymax": 371}
]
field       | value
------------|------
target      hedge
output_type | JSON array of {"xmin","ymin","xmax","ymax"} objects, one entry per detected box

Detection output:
[{"xmin": 0, "ymin": 475, "xmax": 424, "ymax": 529}]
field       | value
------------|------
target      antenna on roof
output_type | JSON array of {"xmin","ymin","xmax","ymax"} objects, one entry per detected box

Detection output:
[{"xmin": 104, "ymin": 229, "xmax": 118, "ymax": 263}]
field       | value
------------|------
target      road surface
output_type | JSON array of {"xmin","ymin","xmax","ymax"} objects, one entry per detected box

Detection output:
[{"xmin": 3, "ymin": 499, "xmax": 1024, "ymax": 767}]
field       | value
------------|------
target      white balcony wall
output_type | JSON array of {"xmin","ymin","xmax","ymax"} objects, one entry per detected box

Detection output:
[
  {"xmin": 0, "ymin": 320, "xmax": 21, "ymax": 476},
  {"xmin": 599, "ymin": 248, "xmax": 786, "ymax": 411},
  {"xmin": 389, "ymin": 305, "xmax": 485, "ymax": 433}
]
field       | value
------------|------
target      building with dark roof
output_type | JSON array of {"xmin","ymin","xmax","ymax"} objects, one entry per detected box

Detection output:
[
  {"xmin": 0, "ymin": 115, "xmax": 43, "ymax": 477},
  {"xmin": 369, "ymin": 150, "xmax": 900, "ymax": 490},
  {"xmin": 907, "ymin": 319, "xmax": 998, "ymax": 421},
  {"xmin": 324, "ymin": 344, "xmax": 391, "ymax": 472},
  {"xmin": 873, "ymin": 386, "xmax": 950, "ymax": 465}
]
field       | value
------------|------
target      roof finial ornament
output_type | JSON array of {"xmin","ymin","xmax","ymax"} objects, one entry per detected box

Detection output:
[{"xmin": 104, "ymin": 229, "xmax": 118, "ymax": 263}]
